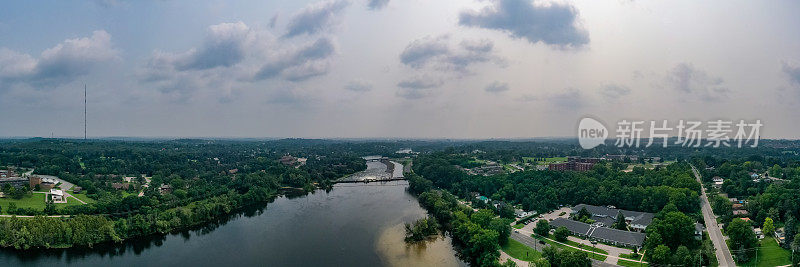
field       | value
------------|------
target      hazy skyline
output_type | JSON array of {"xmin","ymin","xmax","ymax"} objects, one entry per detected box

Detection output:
[{"xmin": 1, "ymin": 0, "xmax": 800, "ymax": 139}]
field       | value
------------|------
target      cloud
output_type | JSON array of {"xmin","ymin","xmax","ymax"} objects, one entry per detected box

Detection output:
[
  {"xmin": 0, "ymin": 30, "xmax": 118, "ymax": 89},
  {"xmin": 177, "ymin": 22, "xmax": 252, "ymax": 71},
  {"xmin": 396, "ymin": 75, "xmax": 443, "ymax": 99},
  {"xmin": 399, "ymin": 35, "xmax": 500, "ymax": 74},
  {"xmin": 367, "ymin": 0, "xmax": 389, "ymax": 10},
  {"xmin": 665, "ymin": 63, "xmax": 729, "ymax": 101},
  {"xmin": 783, "ymin": 62, "xmax": 800, "ymax": 87},
  {"xmin": 484, "ymin": 81, "xmax": 509, "ymax": 93},
  {"xmin": 459, "ymin": 0, "xmax": 589, "ymax": 48},
  {"xmin": 269, "ymin": 13, "xmax": 279, "ymax": 29},
  {"xmin": 599, "ymin": 84, "xmax": 631, "ymax": 100},
  {"xmin": 518, "ymin": 88, "xmax": 585, "ymax": 109},
  {"xmin": 255, "ymin": 37, "xmax": 336, "ymax": 81},
  {"xmin": 345, "ymin": 79, "xmax": 373, "ymax": 92},
  {"xmin": 284, "ymin": 0, "xmax": 350, "ymax": 38}
]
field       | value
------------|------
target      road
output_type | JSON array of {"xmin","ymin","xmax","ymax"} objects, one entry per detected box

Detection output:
[{"xmin": 692, "ymin": 165, "xmax": 736, "ymax": 267}]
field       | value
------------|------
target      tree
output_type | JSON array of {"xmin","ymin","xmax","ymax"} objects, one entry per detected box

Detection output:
[
  {"xmin": 576, "ymin": 207, "xmax": 591, "ymax": 222},
  {"xmin": 554, "ymin": 226, "xmax": 570, "ymax": 242},
  {"xmin": 727, "ymin": 218, "xmax": 758, "ymax": 262},
  {"xmin": 613, "ymin": 211, "xmax": 627, "ymax": 230},
  {"xmin": 647, "ymin": 211, "xmax": 697, "ymax": 250},
  {"xmin": 763, "ymin": 217, "xmax": 775, "ymax": 236},
  {"xmin": 673, "ymin": 246, "xmax": 696, "ymax": 266},
  {"xmin": 535, "ymin": 220, "xmax": 551, "ymax": 236},
  {"xmin": 785, "ymin": 214, "xmax": 797, "ymax": 249},
  {"xmin": 650, "ymin": 245, "xmax": 671, "ymax": 265}
]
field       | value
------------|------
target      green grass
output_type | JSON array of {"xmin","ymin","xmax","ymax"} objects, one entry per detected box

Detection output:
[
  {"xmin": 502, "ymin": 239, "xmax": 542, "ymax": 262},
  {"xmin": 739, "ymin": 237, "xmax": 792, "ymax": 267},
  {"xmin": 69, "ymin": 191, "xmax": 96, "ymax": 204},
  {"xmin": 565, "ymin": 239, "xmax": 608, "ymax": 254},
  {"xmin": 620, "ymin": 252, "xmax": 642, "ymax": 260},
  {"xmin": 0, "ymin": 193, "xmax": 83, "ymax": 214},
  {"xmin": 618, "ymin": 259, "xmax": 648, "ymax": 267},
  {"xmin": 532, "ymin": 235, "xmax": 608, "ymax": 261},
  {"xmin": 513, "ymin": 223, "xmax": 525, "ymax": 229}
]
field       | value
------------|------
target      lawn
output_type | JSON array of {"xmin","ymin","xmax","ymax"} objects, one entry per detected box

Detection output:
[
  {"xmin": 739, "ymin": 237, "xmax": 792, "ymax": 267},
  {"xmin": 513, "ymin": 223, "xmax": 525, "ymax": 229},
  {"xmin": 618, "ymin": 259, "xmax": 648, "ymax": 267},
  {"xmin": 532, "ymin": 235, "xmax": 608, "ymax": 261},
  {"xmin": 565, "ymin": 239, "xmax": 608, "ymax": 254},
  {"xmin": 0, "ymin": 193, "xmax": 83, "ymax": 213},
  {"xmin": 620, "ymin": 252, "xmax": 643, "ymax": 260},
  {"xmin": 502, "ymin": 239, "xmax": 542, "ymax": 262},
  {"xmin": 69, "ymin": 191, "xmax": 96, "ymax": 204}
]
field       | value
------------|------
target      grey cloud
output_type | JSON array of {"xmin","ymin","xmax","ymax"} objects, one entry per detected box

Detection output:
[
  {"xmin": 548, "ymin": 88, "xmax": 585, "ymax": 108},
  {"xmin": 666, "ymin": 63, "xmax": 729, "ymax": 101},
  {"xmin": 599, "ymin": 84, "xmax": 631, "ymax": 100},
  {"xmin": 459, "ymin": 0, "xmax": 589, "ymax": 48},
  {"xmin": 484, "ymin": 81, "xmax": 509, "ymax": 93},
  {"xmin": 399, "ymin": 35, "xmax": 498, "ymax": 73},
  {"xmin": 345, "ymin": 79, "xmax": 373, "ymax": 92},
  {"xmin": 176, "ymin": 22, "xmax": 251, "ymax": 71},
  {"xmin": 284, "ymin": 0, "xmax": 350, "ymax": 38},
  {"xmin": 396, "ymin": 76, "xmax": 443, "ymax": 99},
  {"xmin": 0, "ymin": 30, "xmax": 118, "ymax": 89},
  {"xmin": 255, "ymin": 37, "xmax": 336, "ymax": 81},
  {"xmin": 269, "ymin": 14, "xmax": 279, "ymax": 29},
  {"xmin": 368, "ymin": 0, "xmax": 389, "ymax": 10},
  {"xmin": 783, "ymin": 62, "xmax": 800, "ymax": 87}
]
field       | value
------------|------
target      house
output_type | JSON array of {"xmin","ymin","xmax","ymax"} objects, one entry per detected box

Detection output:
[
  {"xmin": 733, "ymin": 210, "xmax": 750, "ymax": 216},
  {"xmin": 159, "ymin": 184, "xmax": 173, "ymax": 194},
  {"xmin": 712, "ymin": 176, "xmax": 724, "ymax": 188},
  {"xmin": 112, "ymin": 183, "xmax": 130, "ymax": 190},
  {"xmin": 476, "ymin": 196, "xmax": 489, "ymax": 204},
  {"xmin": 550, "ymin": 218, "xmax": 646, "ymax": 248},
  {"xmin": 49, "ymin": 189, "xmax": 65, "ymax": 202},
  {"xmin": 515, "ymin": 209, "xmax": 534, "ymax": 218},
  {"xmin": 571, "ymin": 204, "xmax": 655, "ymax": 232},
  {"xmin": 754, "ymin": 228, "xmax": 764, "ymax": 239},
  {"xmin": 775, "ymin": 228, "xmax": 786, "ymax": 245},
  {"xmin": 695, "ymin": 223, "xmax": 705, "ymax": 240},
  {"xmin": 732, "ymin": 203, "xmax": 744, "ymax": 209}
]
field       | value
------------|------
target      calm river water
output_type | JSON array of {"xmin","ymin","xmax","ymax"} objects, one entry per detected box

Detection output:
[{"xmin": 0, "ymin": 167, "xmax": 466, "ymax": 267}]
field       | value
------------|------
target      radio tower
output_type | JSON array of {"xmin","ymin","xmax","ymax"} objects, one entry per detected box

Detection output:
[{"xmin": 84, "ymin": 84, "xmax": 87, "ymax": 140}]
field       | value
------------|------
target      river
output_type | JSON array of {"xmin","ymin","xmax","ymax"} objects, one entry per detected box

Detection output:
[{"xmin": 0, "ymin": 163, "xmax": 466, "ymax": 267}]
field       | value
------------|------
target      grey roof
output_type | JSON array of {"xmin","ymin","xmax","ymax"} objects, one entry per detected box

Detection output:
[
  {"xmin": 572, "ymin": 204, "xmax": 655, "ymax": 227},
  {"xmin": 630, "ymin": 213, "xmax": 654, "ymax": 226},
  {"xmin": 591, "ymin": 227, "xmax": 646, "ymax": 247},
  {"xmin": 551, "ymin": 218, "xmax": 591, "ymax": 235},
  {"xmin": 550, "ymin": 218, "xmax": 646, "ymax": 247}
]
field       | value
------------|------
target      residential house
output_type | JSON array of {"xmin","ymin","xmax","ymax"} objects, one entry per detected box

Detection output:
[{"xmin": 550, "ymin": 218, "xmax": 646, "ymax": 248}]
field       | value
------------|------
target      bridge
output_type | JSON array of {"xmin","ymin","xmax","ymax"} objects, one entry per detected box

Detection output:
[{"xmin": 333, "ymin": 177, "xmax": 406, "ymax": 184}]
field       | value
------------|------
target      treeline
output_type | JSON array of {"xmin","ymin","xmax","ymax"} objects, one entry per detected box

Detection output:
[
  {"xmin": 407, "ymin": 173, "xmax": 511, "ymax": 267},
  {"xmin": 414, "ymin": 153, "xmax": 701, "ymax": 216},
  {"xmin": 0, "ymin": 139, "xmax": 368, "ymax": 249}
]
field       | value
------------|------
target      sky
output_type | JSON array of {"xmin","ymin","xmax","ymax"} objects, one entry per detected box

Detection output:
[{"xmin": 1, "ymin": 0, "xmax": 800, "ymax": 139}]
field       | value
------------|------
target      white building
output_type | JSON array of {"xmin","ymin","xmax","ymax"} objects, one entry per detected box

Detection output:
[{"xmin": 49, "ymin": 189, "xmax": 65, "ymax": 203}]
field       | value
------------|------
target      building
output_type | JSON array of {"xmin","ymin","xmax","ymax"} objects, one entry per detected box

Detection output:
[
  {"xmin": 112, "ymin": 183, "xmax": 131, "ymax": 190},
  {"xmin": 73, "ymin": 186, "xmax": 82, "ymax": 193},
  {"xmin": 49, "ymin": 189, "xmax": 65, "ymax": 203},
  {"xmin": 712, "ymin": 176, "xmax": 724, "ymax": 188},
  {"xmin": 550, "ymin": 218, "xmax": 646, "ymax": 248},
  {"xmin": 0, "ymin": 177, "xmax": 29, "ymax": 189},
  {"xmin": 571, "ymin": 204, "xmax": 655, "ymax": 232},
  {"xmin": 695, "ymin": 223, "xmax": 705, "ymax": 240},
  {"xmin": 549, "ymin": 157, "xmax": 598, "ymax": 172}
]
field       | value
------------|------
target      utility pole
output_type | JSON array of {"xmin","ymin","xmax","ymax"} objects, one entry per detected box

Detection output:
[{"xmin": 84, "ymin": 84, "xmax": 87, "ymax": 140}]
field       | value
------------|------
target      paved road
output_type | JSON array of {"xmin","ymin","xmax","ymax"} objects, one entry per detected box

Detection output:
[{"xmin": 692, "ymin": 165, "xmax": 736, "ymax": 267}]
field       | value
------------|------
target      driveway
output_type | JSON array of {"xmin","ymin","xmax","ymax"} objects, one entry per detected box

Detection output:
[{"xmin": 692, "ymin": 165, "xmax": 736, "ymax": 266}]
